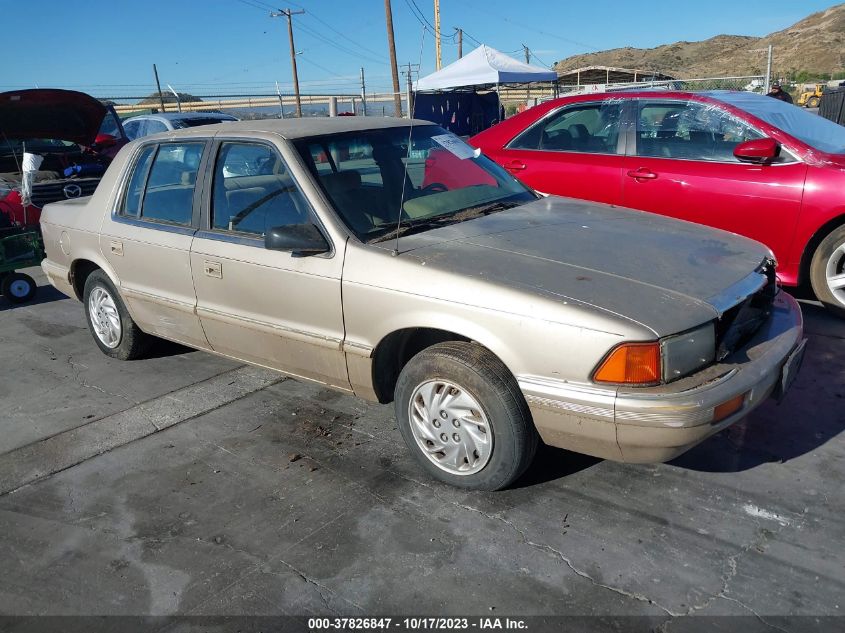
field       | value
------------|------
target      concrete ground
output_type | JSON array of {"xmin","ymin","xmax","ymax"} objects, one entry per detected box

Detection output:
[{"xmin": 1, "ymin": 267, "xmax": 843, "ymax": 629}]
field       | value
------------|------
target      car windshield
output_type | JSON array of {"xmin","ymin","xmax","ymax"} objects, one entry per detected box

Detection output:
[
  {"xmin": 708, "ymin": 90, "xmax": 845, "ymax": 155},
  {"xmin": 295, "ymin": 125, "xmax": 538, "ymax": 242}
]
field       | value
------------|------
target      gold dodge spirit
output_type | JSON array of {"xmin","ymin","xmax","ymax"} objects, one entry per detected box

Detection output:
[{"xmin": 40, "ymin": 118, "xmax": 806, "ymax": 490}]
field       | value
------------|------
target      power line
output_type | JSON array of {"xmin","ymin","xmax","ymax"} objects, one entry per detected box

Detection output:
[
  {"xmin": 233, "ymin": 0, "xmax": 387, "ymax": 65},
  {"xmin": 528, "ymin": 51, "xmax": 554, "ymax": 70},
  {"xmin": 294, "ymin": 20, "xmax": 388, "ymax": 66},
  {"xmin": 236, "ymin": 0, "xmax": 386, "ymax": 65}
]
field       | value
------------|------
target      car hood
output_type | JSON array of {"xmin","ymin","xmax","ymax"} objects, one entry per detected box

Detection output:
[
  {"xmin": 390, "ymin": 196, "xmax": 771, "ymax": 336},
  {"xmin": 0, "ymin": 89, "xmax": 107, "ymax": 145}
]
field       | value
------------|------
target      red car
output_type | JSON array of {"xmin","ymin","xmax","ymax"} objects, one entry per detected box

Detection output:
[
  {"xmin": 0, "ymin": 89, "xmax": 128, "ymax": 228},
  {"xmin": 470, "ymin": 90, "xmax": 845, "ymax": 316}
]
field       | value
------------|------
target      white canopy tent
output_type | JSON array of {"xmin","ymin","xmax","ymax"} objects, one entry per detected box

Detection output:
[{"xmin": 415, "ymin": 44, "xmax": 557, "ymax": 92}]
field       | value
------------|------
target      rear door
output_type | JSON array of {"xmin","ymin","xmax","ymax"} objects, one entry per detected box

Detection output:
[
  {"xmin": 485, "ymin": 99, "xmax": 625, "ymax": 204},
  {"xmin": 621, "ymin": 98, "xmax": 807, "ymax": 261},
  {"xmin": 190, "ymin": 139, "xmax": 349, "ymax": 389},
  {"xmin": 101, "ymin": 140, "xmax": 210, "ymax": 349}
]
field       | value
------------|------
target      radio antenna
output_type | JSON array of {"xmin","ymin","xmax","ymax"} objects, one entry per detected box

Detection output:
[{"xmin": 392, "ymin": 24, "xmax": 426, "ymax": 256}]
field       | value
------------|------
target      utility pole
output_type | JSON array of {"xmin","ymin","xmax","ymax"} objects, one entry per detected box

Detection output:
[
  {"xmin": 765, "ymin": 44, "xmax": 773, "ymax": 93},
  {"xmin": 405, "ymin": 63, "xmax": 416, "ymax": 118},
  {"xmin": 456, "ymin": 28, "xmax": 462, "ymax": 59},
  {"xmin": 523, "ymin": 45, "xmax": 531, "ymax": 103},
  {"xmin": 270, "ymin": 8, "xmax": 305, "ymax": 118},
  {"xmin": 360, "ymin": 67, "xmax": 367, "ymax": 116},
  {"xmin": 434, "ymin": 0, "xmax": 442, "ymax": 70},
  {"xmin": 384, "ymin": 0, "xmax": 403, "ymax": 118},
  {"xmin": 152, "ymin": 64, "xmax": 166, "ymax": 113}
]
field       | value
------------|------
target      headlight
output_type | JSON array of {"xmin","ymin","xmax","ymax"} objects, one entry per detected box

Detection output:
[
  {"xmin": 661, "ymin": 323, "xmax": 715, "ymax": 382},
  {"xmin": 592, "ymin": 323, "xmax": 715, "ymax": 386}
]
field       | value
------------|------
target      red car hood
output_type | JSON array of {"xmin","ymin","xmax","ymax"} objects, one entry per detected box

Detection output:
[{"xmin": 0, "ymin": 89, "xmax": 107, "ymax": 145}]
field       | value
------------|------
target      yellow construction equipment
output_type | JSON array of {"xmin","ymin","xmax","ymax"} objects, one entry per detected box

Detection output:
[{"xmin": 798, "ymin": 84, "xmax": 825, "ymax": 108}]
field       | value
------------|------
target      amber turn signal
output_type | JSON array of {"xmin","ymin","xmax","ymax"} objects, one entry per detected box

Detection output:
[
  {"xmin": 593, "ymin": 342, "xmax": 661, "ymax": 385},
  {"xmin": 712, "ymin": 392, "xmax": 747, "ymax": 423}
]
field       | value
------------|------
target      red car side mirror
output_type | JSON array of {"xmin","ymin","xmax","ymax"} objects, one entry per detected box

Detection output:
[
  {"xmin": 734, "ymin": 137, "xmax": 780, "ymax": 164},
  {"xmin": 93, "ymin": 133, "xmax": 118, "ymax": 148}
]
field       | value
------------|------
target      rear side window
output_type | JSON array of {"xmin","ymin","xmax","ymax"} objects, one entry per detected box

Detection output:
[
  {"xmin": 122, "ymin": 146, "xmax": 155, "ymax": 217},
  {"xmin": 636, "ymin": 101, "xmax": 763, "ymax": 162},
  {"xmin": 508, "ymin": 102, "xmax": 622, "ymax": 154},
  {"xmin": 145, "ymin": 119, "xmax": 169, "ymax": 135},
  {"xmin": 211, "ymin": 142, "xmax": 310, "ymax": 236},
  {"xmin": 120, "ymin": 142, "xmax": 204, "ymax": 226}
]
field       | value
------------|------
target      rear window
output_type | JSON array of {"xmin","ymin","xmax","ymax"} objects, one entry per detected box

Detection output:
[{"xmin": 173, "ymin": 117, "xmax": 234, "ymax": 129}]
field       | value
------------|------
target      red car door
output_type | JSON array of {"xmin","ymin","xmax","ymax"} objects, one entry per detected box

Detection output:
[
  {"xmin": 621, "ymin": 98, "xmax": 807, "ymax": 263},
  {"xmin": 486, "ymin": 100, "xmax": 626, "ymax": 205}
]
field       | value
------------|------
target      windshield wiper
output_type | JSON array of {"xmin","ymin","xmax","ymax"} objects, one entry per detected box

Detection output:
[
  {"xmin": 370, "ymin": 218, "xmax": 450, "ymax": 243},
  {"xmin": 370, "ymin": 200, "xmax": 522, "ymax": 244},
  {"xmin": 451, "ymin": 200, "xmax": 521, "ymax": 220}
]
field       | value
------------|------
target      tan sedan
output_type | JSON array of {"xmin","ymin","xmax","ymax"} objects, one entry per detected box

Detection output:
[{"xmin": 40, "ymin": 118, "xmax": 805, "ymax": 490}]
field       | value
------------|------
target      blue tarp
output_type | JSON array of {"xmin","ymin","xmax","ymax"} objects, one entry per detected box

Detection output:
[{"xmin": 413, "ymin": 92, "xmax": 502, "ymax": 137}]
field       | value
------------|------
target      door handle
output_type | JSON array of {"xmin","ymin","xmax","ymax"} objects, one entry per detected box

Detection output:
[
  {"xmin": 504, "ymin": 160, "xmax": 526, "ymax": 172},
  {"xmin": 110, "ymin": 240, "xmax": 124, "ymax": 256},
  {"xmin": 627, "ymin": 168, "xmax": 658, "ymax": 180},
  {"xmin": 203, "ymin": 260, "xmax": 222, "ymax": 279}
]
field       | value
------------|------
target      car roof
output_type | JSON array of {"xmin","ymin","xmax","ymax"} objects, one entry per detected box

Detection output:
[{"xmin": 136, "ymin": 117, "xmax": 436, "ymax": 140}]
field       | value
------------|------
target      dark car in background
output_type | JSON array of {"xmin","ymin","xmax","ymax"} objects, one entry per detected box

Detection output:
[
  {"xmin": 122, "ymin": 112, "xmax": 239, "ymax": 140},
  {"xmin": 471, "ymin": 90, "xmax": 845, "ymax": 317},
  {"xmin": 0, "ymin": 89, "xmax": 128, "ymax": 227}
]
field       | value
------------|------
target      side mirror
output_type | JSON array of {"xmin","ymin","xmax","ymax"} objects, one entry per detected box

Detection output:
[
  {"xmin": 265, "ymin": 223, "xmax": 330, "ymax": 256},
  {"xmin": 733, "ymin": 137, "xmax": 780, "ymax": 164}
]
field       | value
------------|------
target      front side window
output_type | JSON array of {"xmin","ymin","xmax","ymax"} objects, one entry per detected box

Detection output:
[
  {"xmin": 636, "ymin": 101, "xmax": 763, "ymax": 162},
  {"xmin": 136, "ymin": 142, "xmax": 204, "ymax": 225},
  {"xmin": 295, "ymin": 125, "xmax": 538, "ymax": 242},
  {"xmin": 211, "ymin": 142, "xmax": 311, "ymax": 236},
  {"xmin": 508, "ymin": 102, "xmax": 622, "ymax": 154}
]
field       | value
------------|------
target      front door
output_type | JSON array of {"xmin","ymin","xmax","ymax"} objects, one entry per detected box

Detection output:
[
  {"xmin": 622, "ymin": 99, "xmax": 807, "ymax": 262},
  {"xmin": 487, "ymin": 99, "xmax": 626, "ymax": 204},
  {"xmin": 190, "ymin": 140, "xmax": 349, "ymax": 389},
  {"xmin": 101, "ymin": 140, "xmax": 210, "ymax": 349}
]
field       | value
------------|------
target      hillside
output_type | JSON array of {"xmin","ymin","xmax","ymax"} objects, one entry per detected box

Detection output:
[{"xmin": 553, "ymin": 3, "xmax": 845, "ymax": 79}]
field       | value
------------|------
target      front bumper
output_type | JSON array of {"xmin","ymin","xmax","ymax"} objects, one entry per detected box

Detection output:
[{"xmin": 520, "ymin": 290, "xmax": 805, "ymax": 463}]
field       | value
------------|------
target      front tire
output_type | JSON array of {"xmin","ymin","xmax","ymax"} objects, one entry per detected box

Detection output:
[
  {"xmin": 810, "ymin": 225, "xmax": 845, "ymax": 319},
  {"xmin": 83, "ymin": 270, "xmax": 152, "ymax": 360},
  {"xmin": 394, "ymin": 341, "xmax": 538, "ymax": 490},
  {"xmin": 1, "ymin": 272, "xmax": 37, "ymax": 303},
  {"xmin": 807, "ymin": 96, "xmax": 820, "ymax": 108}
]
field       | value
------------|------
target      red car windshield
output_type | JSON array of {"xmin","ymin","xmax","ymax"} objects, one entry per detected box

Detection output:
[{"xmin": 709, "ymin": 91, "xmax": 845, "ymax": 155}]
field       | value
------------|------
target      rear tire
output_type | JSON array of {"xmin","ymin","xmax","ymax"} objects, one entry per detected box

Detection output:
[
  {"xmin": 1, "ymin": 272, "xmax": 37, "ymax": 303},
  {"xmin": 809, "ymin": 225, "xmax": 845, "ymax": 319},
  {"xmin": 83, "ymin": 270, "xmax": 152, "ymax": 360},
  {"xmin": 394, "ymin": 341, "xmax": 538, "ymax": 491}
]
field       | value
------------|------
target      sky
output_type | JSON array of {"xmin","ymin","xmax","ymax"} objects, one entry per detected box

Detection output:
[{"xmin": 0, "ymin": 0, "xmax": 840, "ymax": 99}]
